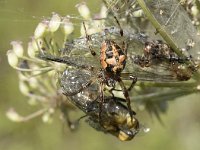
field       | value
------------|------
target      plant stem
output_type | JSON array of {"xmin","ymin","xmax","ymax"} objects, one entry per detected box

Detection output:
[{"xmin": 136, "ymin": 0, "xmax": 183, "ymax": 57}]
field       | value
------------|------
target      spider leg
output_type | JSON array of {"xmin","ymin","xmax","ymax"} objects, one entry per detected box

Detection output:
[
  {"xmin": 113, "ymin": 16, "xmax": 128, "ymax": 55},
  {"xmin": 120, "ymin": 73, "xmax": 137, "ymax": 91},
  {"xmin": 114, "ymin": 16, "xmax": 123, "ymax": 37},
  {"xmin": 83, "ymin": 22, "xmax": 96, "ymax": 56},
  {"xmin": 127, "ymin": 75, "xmax": 137, "ymax": 91},
  {"xmin": 108, "ymin": 75, "xmax": 137, "ymax": 93},
  {"xmin": 122, "ymin": 41, "xmax": 128, "ymax": 56},
  {"xmin": 108, "ymin": 85, "xmax": 116, "ymax": 97},
  {"xmin": 117, "ymin": 77, "xmax": 136, "ymax": 117}
]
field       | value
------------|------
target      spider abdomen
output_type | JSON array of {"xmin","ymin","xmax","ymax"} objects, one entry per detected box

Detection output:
[{"xmin": 100, "ymin": 40, "xmax": 126, "ymax": 73}]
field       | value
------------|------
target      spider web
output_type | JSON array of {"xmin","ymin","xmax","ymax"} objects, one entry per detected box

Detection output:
[{"xmin": 146, "ymin": 0, "xmax": 200, "ymax": 61}]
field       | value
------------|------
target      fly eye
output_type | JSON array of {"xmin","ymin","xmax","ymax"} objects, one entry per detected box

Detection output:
[{"xmin": 118, "ymin": 129, "xmax": 134, "ymax": 141}]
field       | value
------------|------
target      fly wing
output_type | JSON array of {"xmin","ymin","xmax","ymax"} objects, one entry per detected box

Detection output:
[
  {"xmin": 62, "ymin": 33, "xmax": 104, "ymax": 68},
  {"xmin": 38, "ymin": 37, "xmax": 101, "ymax": 69},
  {"xmin": 123, "ymin": 59, "xmax": 179, "ymax": 82},
  {"xmin": 121, "ymin": 38, "xmax": 179, "ymax": 82}
]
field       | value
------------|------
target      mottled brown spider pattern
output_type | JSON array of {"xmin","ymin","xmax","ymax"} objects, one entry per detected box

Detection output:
[{"xmin": 83, "ymin": 16, "xmax": 137, "ymax": 119}]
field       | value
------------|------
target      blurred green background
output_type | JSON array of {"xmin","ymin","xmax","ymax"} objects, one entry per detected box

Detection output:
[{"xmin": 0, "ymin": 0, "xmax": 200, "ymax": 150}]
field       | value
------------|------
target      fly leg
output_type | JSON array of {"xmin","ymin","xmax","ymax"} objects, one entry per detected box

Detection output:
[
  {"xmin": 60, "ymin": 101, "xmax": 78, "ymax": 131},
  {"xmin": 67, "ymin": 114, "xmax": 88, "ymax": 131}
]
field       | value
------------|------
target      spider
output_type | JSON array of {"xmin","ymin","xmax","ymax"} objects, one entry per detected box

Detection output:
[
  {"xmin": 82, "ymin": 16, "xmax": 137, "ymax": 118},
  {"xmin": 38, "ymin": 16, "xmax": 138, "ymax": 122}
]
